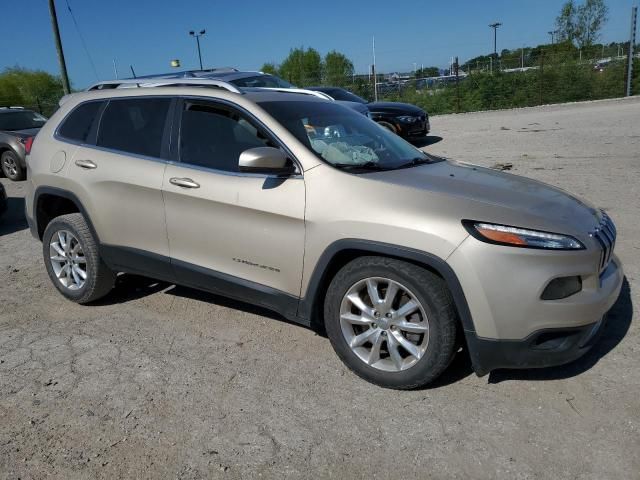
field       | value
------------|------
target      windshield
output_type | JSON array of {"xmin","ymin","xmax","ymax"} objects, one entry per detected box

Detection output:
[
  {"xmin": 231, "ymin": 74, "xmax": 293, "ymax": 88},
  {"xmin": 326, "ymin": 89, "xmax": 367, "ymax": 104},
  {"xmin": 259, "ymin": 101, "xmax": 431, "ymax": 171},
  {"xmin": 0, "ymin": 110, "xmax": 47, "ymax": 131}
]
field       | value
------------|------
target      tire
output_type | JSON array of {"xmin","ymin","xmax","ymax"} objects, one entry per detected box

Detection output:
[
  {"xmin": 324, "ymin": 256, "xmax": 457, "ymax": 389},
  {"xmin": 376, "ymin": 121, "xmax": 398, "ymax": 134},
  {"xmin": 42, "ymin": 213, "xmax": 115, "ymax": 304},
  {"xmin": 1, "ymin": 150, "xmax": 25, "ymax": 181}
]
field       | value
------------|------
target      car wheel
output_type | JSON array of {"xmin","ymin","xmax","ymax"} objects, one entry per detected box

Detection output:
[
  {"xmin": 324, "ymin": 256, "xmax": 457, "ymax": 389},
  {"xmin": 376, "ymin": 121, "xmax": 398, "ymax": 134},
  {"xmin": 43, "ymin": 213, "xmax": 116, "ymax": 304},
  {"xmin": 1, "ymin": 150, "xmax": 25, "ymax": 181}
]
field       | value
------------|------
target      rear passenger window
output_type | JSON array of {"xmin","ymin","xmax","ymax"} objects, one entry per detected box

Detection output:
[
  {"xmin": 58, "ymin": 101, "xmax": 103, "ymax": 143},
  {"xmin": 97, "ymin": 98, "xmax": 171, "ymax": 158},
  {"xmin": 179, "ymin": 102, "xmax": 273, "ymax": 172}
]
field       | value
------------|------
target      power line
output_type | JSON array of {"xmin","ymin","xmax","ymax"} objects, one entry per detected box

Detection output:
[{"xmin": 64, "ymin": 0, "xmax": 99, "ymax": 80}]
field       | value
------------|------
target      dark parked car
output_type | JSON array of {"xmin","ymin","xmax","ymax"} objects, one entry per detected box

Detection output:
[
  {"xmin": 308, "ymin": 87, "xmax": 430, "ymax": 139},
  {"xmin": 0, "ymin": 107, "xmax": 45, "ymax": 181},
  {"xmin": 0, "ymin": 182, "xmax": 7, "ymax": 218}
]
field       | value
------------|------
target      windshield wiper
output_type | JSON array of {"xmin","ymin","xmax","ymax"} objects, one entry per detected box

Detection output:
[
  {"xmin": 394, "ymin": 157, "xmax": 433, "ymax": 169},
  {"xmin": 331, "ymin": 161, "xmax": 390, "ymax": 171}
]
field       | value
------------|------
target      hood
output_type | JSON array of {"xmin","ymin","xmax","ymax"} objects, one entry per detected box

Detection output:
[
  {"xmin": 368, "ymin": 102, "xmax": 425, "ymax": 115},
  {"xmin": 337, "ymin": 100, "xmax": 369, "ymax": 116},
  {"xmin": 368, "ymin": 160, "xmax": 600, "ymax": 235}
]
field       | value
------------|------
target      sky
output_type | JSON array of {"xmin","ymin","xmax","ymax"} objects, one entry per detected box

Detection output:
[{"xmin": 3, "ymin": 0, "xmax": 638, "ymax": 89}]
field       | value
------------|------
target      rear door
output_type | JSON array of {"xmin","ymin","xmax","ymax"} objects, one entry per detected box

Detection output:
[
  {"xmin": 65, "ymin": 96, "xmax": 174, "ymax": 277},
  {"xmin": 162, "ymin": 98, "xmax": 305, "ymax": 315}
]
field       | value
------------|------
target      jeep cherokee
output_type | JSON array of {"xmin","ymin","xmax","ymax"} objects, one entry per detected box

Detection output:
[{"xmin": 25, "ymin": 80, "xmax": 623, "ymax": 389}]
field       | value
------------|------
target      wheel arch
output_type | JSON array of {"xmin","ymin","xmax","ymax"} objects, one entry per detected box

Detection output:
[
  {"xmin": 298, "ymin": 239, "xmax": 480, "ymax": 361},
  {"xmin": 33, "ymin": 186, "xmax": 98, "ymax": 242}
]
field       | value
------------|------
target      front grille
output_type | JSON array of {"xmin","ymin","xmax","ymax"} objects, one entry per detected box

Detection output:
[{"xmin": 590, "ymin": 212, "xmax": 616, "ymax": 272}]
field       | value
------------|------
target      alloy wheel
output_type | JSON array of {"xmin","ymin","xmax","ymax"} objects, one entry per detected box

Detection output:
[
  {"xmin": 49, "ymin": 230, "xmax": 87, "ymax": 290},
  {"xmin": 339, "ymin": 277, "xmax": 429, "ymax": 372},
  {"xmin": 2, "ymin": 155, "xmax": 19, "ymax": 178}
]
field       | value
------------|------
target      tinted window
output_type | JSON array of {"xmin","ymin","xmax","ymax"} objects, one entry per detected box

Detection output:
[
  {"xmin": 58, "ymin": 102, "xmax": 102, "ymax": 142},
  {"xmin": 0, "ymin": 110, "xmax": 47, "ymax": 131},
  {"xmin": 97, "ymin": 98, "xmax": 171, "ymax": 157},
  {"xmin": 179, "ymin": 102, "xmax": 274, "ymax": 172}
]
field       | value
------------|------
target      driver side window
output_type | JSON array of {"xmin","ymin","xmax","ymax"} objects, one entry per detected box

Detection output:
[{"xmin": 179, "ymin": 101, "xmax": 274, "ymax": 172}]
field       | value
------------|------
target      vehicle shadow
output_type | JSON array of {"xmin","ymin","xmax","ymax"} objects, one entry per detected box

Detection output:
[
  {"xmin": 487, "ymin": 277, "xmax": 633, "ymax": 384},
  {"xmin": 411, "ymin": 136, "xmax": 443, "ymax": 148},
  {"xmin": 0, "ymin": 197, "xmax": 28, "ymax": 237}
]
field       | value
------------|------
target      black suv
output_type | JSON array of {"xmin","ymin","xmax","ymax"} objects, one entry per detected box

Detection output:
[{"xmin": 308, "ymin": 87, "xmax": 429, "ymax": 139}]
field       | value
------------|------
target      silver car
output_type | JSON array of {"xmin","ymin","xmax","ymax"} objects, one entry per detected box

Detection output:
[
  {"xmin": 24, "ymin": 79, "xmax": 623, "ymax": 389},
  {"xmin": 0, "ymin": 107, "xmax": 46, "ymax": 181}
]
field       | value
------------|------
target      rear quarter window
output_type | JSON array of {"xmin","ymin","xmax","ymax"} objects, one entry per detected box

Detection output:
[{"xmin": 57, "ymin": 101, "xmax": 104, "ymax": 143}]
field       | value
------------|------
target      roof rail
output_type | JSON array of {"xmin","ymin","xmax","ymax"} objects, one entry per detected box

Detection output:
[
  {"xmin": 249, "ymin": 87, "xmax": 334, "ymax": 100},
  {"xmin": 85, "ymin": 78, "xmax": 242, "ymax": 94}
]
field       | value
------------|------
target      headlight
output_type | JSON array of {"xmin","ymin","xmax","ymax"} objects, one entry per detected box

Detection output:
[
  {"xmin": 463, "ymin": 221, "xmax": 585, "ymax": 250},
  {"xmin": 397, "ymin": 115, "xmax": 418, "ymax": 123}
]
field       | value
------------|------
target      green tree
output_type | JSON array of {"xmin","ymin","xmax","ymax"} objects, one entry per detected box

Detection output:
[
  {"xmin": 0, "ymin": 67, "xmax": 63, "ymax": 115},
  {"xmin": 415, "ymin": 66, "xmax": 439, "ymax": 78},
  {"xmin": 278, "ymin": 47, "xmax": 322, "ymax": 86},
  {"xmin": 323, "ymin": 50, "xmax": 354, "ymax": 86},
  {"xmin": 556, "ymin": 0, "xmax": 608, "ymax": 48},
  {"xmin": 260, "ymin": 63, "xmax": 279, "ymax": 75},
  {"xmin": 556, "ymin": 0, "xmax": 579, "ymax": 44},
  {"xmin": 576, "ymin": 0, "xmax": 608, "ymax": 47}
]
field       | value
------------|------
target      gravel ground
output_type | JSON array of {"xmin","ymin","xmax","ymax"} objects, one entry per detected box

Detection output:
[{"xmin": 1, "ymin": 97, "xmax": 638, "ymax": 479}]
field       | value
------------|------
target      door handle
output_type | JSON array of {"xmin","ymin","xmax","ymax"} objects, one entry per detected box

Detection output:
[
  {"xmin": 169, "ymin": 177, "xmax": 200, "ymax": 189},
  {"xmin": 75, "ymin": 159, "xmax": 97, "ymax": 169}
]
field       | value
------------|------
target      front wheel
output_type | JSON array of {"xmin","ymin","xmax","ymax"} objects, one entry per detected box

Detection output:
[
  {"xmin": 42, "ymin": 213, "xmax": 115, "ymax": 304},
  {"xmin": 324, "ymin": 256, "xmax": 457, "ymax": 389}
]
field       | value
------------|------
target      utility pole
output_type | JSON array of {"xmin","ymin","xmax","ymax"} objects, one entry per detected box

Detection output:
[
  {"xmin": 548, "ymin": 31, "xmax": 556, "ymax": 44},
  {"xmin": 372, "ymin": 36, "xmax": 378, "ymax": 102},
  {"xmin": 189, "ymin": 29, "xmax": 206, "ymax": 70},
  {"xmin": 454, "ymin": 56, "xmax": 460, "ymax": 113},
  {"xmin": 48, "ymin": 0, "xmax": 71, "ymax": 94},
  {"xmin": 489, "ymin": 22, "xmax": 502, "ymax": 61},
  {"xmin": 626, "ymin": 6, "xmax": 637, "ymax": 97}
]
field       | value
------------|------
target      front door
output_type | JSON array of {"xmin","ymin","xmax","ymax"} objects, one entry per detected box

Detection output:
[{"xmin": 162, "ymin": 98, "xmax": 305, "ymax": 316}]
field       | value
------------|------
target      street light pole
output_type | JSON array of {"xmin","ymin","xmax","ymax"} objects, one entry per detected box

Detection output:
[
  {"xmin": 48, "ymin": 0, "xmax": 71, "ymax": 94},
  {"xmin": 489, "ymin": 22, "xmax": 502, "ymax": 59},
  {"xmin": 189, "ymin": 29, "xmax": 206, "ymax": 70},
  {"xmin": 548, "ymin": 31, "xmax": 556, "ymax": 44}
]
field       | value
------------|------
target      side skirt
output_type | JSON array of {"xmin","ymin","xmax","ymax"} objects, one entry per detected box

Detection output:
[{"xmin": 100, "ymin": 244, "xmax": 303, "ymax": 324}]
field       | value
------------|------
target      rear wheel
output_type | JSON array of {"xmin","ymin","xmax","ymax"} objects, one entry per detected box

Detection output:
[
  {"xmin": 324, "ymin": 256, "xmax": 457, "ymax": 389},
  {"xmin": 1, "ymin": 151, "xmax": 25, "ymax": 181},
  {"xmin": 43, "ymin": 213, "xmax": 115, "ymax": 304}
]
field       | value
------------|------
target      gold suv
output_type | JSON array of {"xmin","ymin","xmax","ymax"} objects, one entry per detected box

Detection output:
[{"xmin": 25, "ymin": 79, "xmax": 623, "ymax": 389}]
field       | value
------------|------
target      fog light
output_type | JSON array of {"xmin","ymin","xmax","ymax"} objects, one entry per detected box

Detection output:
[{"xmin": 541, "ymin": 276, "xmax": 582, "ymax": 300}]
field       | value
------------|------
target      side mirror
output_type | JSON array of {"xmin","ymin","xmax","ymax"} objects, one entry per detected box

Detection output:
[{"xmin": 238, "ymin": 147, "xmax": 294, "ymax": 174}]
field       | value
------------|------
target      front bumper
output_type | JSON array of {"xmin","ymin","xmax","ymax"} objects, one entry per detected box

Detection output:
[
  {"xmin": 467, "ymin": 317, "xmax": 606, "ymax": 376},
  {"xmin": 399, "ymin": 119, "xmax": 430, "ymax": 138},
  {"xmin": 447, "ymin": 234, "xmax": 624, "ymax": 375}
]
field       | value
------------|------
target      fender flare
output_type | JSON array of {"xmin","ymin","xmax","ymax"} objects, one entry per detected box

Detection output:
[
  {"xmin": 298, "ymin": 239, "xmax": 485, "ymax": 371},
  {"xmin": 32, "ymin": 186, "xmax": 100, "ymax": 242}
]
